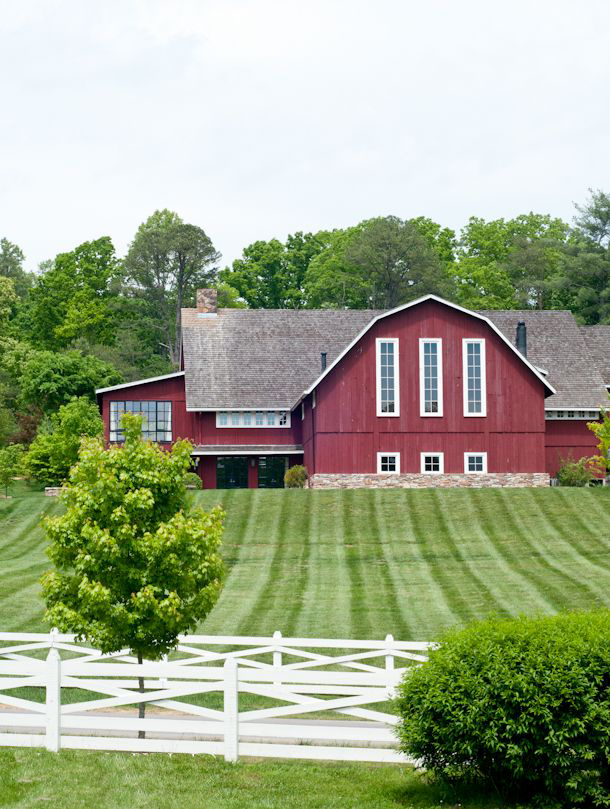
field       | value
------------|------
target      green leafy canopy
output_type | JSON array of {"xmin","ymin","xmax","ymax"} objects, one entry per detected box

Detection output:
[{"xmin": 41, "ymin": 414, "xmax": 225, "ymax": 659}]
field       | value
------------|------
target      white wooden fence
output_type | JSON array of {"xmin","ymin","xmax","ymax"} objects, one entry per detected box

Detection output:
[{"xmin": 0, "ymin": 631, "xmax": 432, "ymax": 763}]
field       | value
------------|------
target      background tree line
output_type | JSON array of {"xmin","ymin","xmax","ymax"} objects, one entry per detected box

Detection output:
[{"xmin": 1, "ymin": 189, "xmax": 610, "ymax": 457}]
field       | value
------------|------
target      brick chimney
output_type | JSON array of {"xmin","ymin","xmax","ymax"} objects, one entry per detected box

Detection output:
[{"xmin": 197, "ymin": 288, "xmax": 217, "ymax": 316}]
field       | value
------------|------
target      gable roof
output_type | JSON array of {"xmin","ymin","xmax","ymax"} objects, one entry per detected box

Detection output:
[
  {"xmin": 580, "ymin": 325, "xmax": 610, "ymax": 387},
  {"xmin": 180, "ymin": 295, "xmax": 610, "ymax": 412},
  {"xmin": 300, "ymin": 295, "xmax": 555, "ymax": 403}
]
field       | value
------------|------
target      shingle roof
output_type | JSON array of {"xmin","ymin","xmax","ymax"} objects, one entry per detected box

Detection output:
[
  {"xmin": 580, "ymin": 325, "xmax": 610, "ymax": 386},
  {"xmin": 181, "ymin": 309, "xmax": 381, "ymax": 410},
  {"xmin": 481, "ymin": 310, "xmax": 608, "ymax": 409},
  {"xmin": 181, "ymin": 303, "xmax": 608, "ymax": 411}
]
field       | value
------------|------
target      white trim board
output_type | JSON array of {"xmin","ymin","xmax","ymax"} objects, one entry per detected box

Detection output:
[
  {"xmin": 295, "ymin": 294, "xmax": 556, "ymax": 409},
  {"xmin": 192, "ymin": 449, "xmax": 304, "ymax": 456},
  {"xmin": 96, "ymin": 372, "xmax": 185, "ymax": 395}
]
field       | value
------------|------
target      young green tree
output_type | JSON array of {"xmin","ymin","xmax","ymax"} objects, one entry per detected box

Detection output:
[
  {"xmin": 41, "ymin": 414, "xmax": 225, "ymax": 725},
  {"xmin": 23, "ymin": 397, "xmax": 104, "ymax": 486},
  {"xmin": 574, "ymin": 188, "xmax": 610, "ymax": 248},
  {"xmin": 588, "ymin": 408, "xmax": 610, "ymax": 470}
]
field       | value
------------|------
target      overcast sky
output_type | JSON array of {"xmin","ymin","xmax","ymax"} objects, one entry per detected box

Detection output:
[{"xmin": 1, "ymin": 0, "xmax": 609, "ymax": 272}]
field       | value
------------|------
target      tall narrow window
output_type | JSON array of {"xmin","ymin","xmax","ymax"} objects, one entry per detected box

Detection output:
[
  {"xmin": 376, "ymin": 338, "xmax": 400, "ymax": 416},
  {"xmin": 419, "ymin": 338, "xmax": 443, "ymax": 417},
  {"xmin": 462, "ymin": 339, "xmax": 486, "ymax": 417}
]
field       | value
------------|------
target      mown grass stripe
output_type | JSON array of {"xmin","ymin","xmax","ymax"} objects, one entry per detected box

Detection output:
[
  {"xmin": 368, "ymin": 490, "xmax": 416, "ymax": 640},
  {"xmin": 465, "ymin": 490, "xmax": 558, "ymax": 615},
  {"xmin": 494, "ymin": 489, "xmax": 603, "ymax": 608}
]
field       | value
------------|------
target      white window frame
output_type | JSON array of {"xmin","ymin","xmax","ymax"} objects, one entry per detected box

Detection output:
[
  {"xmin": 420, "ymin": 452, "xmax": 444, "ymax": 474},
  {"xmin": 216, "ymin": 410, "xmax": 291, "ymax": 428},
  {"xmin": 376, "ymin": 337, "xmax": 400, "ymax": 417},
  {"xmin": 464, "ymin": 452, "xmax": 488, "ymax": 474},
  {"xmin": 377, "ymin": 452, "xmax": 401, "ymax": 474},
  {"xmin": 462, "ymin": 338, "xmax": 487, "ymax": 417},
  {"xmin": 419, "ymin": 338, "xmax": 443, "ymax": 417}
]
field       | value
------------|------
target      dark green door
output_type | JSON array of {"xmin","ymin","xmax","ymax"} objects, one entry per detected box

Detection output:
[
  {"xmin": 258, "ymin": 456, "xmax": 286, "ymax": 488},
  {"xmin": 216, "ymin": 457, "xmax": 249, "ymax": 489}
]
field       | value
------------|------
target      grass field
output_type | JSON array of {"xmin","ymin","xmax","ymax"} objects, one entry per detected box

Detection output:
[
  {"xmin": 1, "ymin": 483, "xmax": 609, "ymax": 808},
  {"xmin": 0, "ymin": 749, "xmax": 513, "ymax": 809},
  {"xmin": 2, "ymin": 483, "xmax": 610, "ymax": 638}
]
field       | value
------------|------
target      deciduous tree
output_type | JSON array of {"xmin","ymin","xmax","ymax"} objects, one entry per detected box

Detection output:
[
  {"xmin": 124, "ymin": 210, "xmax": 220, "ymax": 363},
  {"xmin": 41, "ymin": 414, "xmax": 225, "ymax": 726},
  {"xmin": 23, "ymin": 397, "xmax": 103, "ymax": 486}
]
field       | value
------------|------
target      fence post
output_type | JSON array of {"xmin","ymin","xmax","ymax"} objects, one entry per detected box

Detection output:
[
  {"xmin": 384, "ymin": 634, "xmax": 394, "ymax": 679},
  {"xmin": 224, "ymin": 657, "xmax": 239, "ymax": 763},
  {"xmin": 45, "ymin": 646, "xmax": 61, "ymax": 752},
  {"xmin": 272, "ymin": 630, "xmax": 282, "ymax": 686}
]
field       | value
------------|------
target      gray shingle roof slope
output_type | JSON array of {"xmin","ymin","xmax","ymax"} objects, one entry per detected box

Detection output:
[
  {"xmin": 481, "ymin": 310, "xmax": 608, "ymax": 409},
  {"xmin": 181, "ymin": 308, "xmax": 382, "ymax": 410},
  {"xmin": 579, "ymin": 325, "xmax": 610, "ymax": 386},
  {"xmin": 181, "ymin": 305, "xmax": 608, "ymax": 411}
]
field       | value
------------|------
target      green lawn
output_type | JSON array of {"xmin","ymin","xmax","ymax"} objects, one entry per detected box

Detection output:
[
  {"xmin": 2, "ymin": 483, "xmax": 610, "ymax": 638},
  {"xmin": 0, "ymin": 749, "xmax": 512, "ymax": 809},
  {"xmin": 1, "ymin": 483, "xmax": 609, "ymax": 808}
]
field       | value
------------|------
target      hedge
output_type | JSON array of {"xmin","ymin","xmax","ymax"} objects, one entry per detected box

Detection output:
[{"xmin": 396, "ymin": 611, "xmax": 610, "ymax": 807}]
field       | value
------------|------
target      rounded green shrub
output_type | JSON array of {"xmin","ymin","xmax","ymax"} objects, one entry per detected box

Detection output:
[
  {"xmin": 184, "ymin": 471, "xmax": 203, "ymax": 489},
  {"xmin": 396, "ymin": 611, "xmax": 610, "ymax": 807},
  {"xmin": 284, "ymin": 464, "xmax": 308, "ymax": 488}
]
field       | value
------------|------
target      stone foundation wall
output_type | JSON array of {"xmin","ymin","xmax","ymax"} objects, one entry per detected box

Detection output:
[
  {"xmin": 308, "ymin": 473, "xmax": 550, "ymax": 489},
  {"xmin": 44, "ymin": 487, "xmax": 65, "ymax": 497}
]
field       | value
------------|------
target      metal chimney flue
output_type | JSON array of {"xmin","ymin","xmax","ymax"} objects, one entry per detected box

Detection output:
[
  {"xmin": 321, "ymin": 352, "xmax": 327, "ymax": 371},
  {"xmin": 516, "ymin": 321, "xmax": 527, "ymax": 357}
]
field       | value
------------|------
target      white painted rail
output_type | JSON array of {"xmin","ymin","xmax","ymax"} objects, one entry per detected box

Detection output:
[{"xmin": 0, "ymin": 631, "xmax": 432, "ymax": 762}]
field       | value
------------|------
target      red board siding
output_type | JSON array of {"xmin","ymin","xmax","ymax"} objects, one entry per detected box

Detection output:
[
  {"xmin": 544, "ymin": 420, "xmax": 599, "ymax": 477},
  {"xmin": 311, "ymin": 300, "xmax": 548, "ymax": 474},
  {"xmin": 99, "ymin": 375, "xmax": 194, "ymax": 445},
  {"xmin": 99, "ymin": 376, "xmax": 302, "ymax": 448}
]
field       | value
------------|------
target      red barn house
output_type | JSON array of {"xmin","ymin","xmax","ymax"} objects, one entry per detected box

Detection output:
[{"xmin": 96, "ymin": 290, "xmax": 610, "ymax": 489}]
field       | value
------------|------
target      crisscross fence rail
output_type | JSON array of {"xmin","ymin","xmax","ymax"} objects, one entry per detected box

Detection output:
[{"xmin": 0, "ymin": 631, "xmax": 432, "ymax": 762}]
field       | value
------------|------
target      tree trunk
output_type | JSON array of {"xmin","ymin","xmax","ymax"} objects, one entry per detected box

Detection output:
[
  {"xmin": 173, "ymin": 266, "xmax": 184, "ymax": 366},
  {"xmin": 137, "ymin": 652, "xmax": 146, "ymax": 740}
]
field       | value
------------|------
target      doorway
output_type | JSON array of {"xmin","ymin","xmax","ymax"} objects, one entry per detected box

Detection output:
[{"xmin": 216, "ymin": 457, "xmax": 249, "ymax": 489}]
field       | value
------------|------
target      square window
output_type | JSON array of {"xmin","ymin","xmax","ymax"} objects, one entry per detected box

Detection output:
[
  {"xmin": 421, "ymin": 453, "xmax": 443, "ymax": 474},
  {"xmin": 231, "ymin": 412, "xmax": 241, "ymax": 426},
  {"xmin": 465, "ymin": 453, "xmax": 487, "ymax": 473},
  {"xmin": 218, "ymin": 412, "xmax": 228, "ymax": 426},
  {"xmin": 377, "ymin": 453, "xmax": 400, "ymax": 474},
  {"xmin": 243, "ymin": 411, "xmax": 252, "ymax": 426}
]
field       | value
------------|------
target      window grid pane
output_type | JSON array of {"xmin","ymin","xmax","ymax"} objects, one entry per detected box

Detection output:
[
  {"xmin": 109, "ymin": 401, "xmax": 172, "ymax": 443},
  {"xmin": 379, "ymin": 341, "xmax": 396, "ymax": 414},
  {"xmin": 466, "ymin": 343, "xmax": 482, "ymax": 414},
  {"xmin": 423, "ymin": 341, "xmax": 439, "ymax": 413}
]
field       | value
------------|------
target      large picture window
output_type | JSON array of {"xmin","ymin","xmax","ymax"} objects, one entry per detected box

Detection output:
[
  {"xmin": 110, "ymin": 401, "xmax": 172, "ymax": 443},
  {"xmin": 376, "ymin": 338, "xmax": 400, "ymax": 416},
  {"xmin": 419, "ymin": 338, "xmax": 443, "ymax": 416},
  {"xmin": 462, "ymin": 339, "xmax": 486, "ymax": 417}
]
